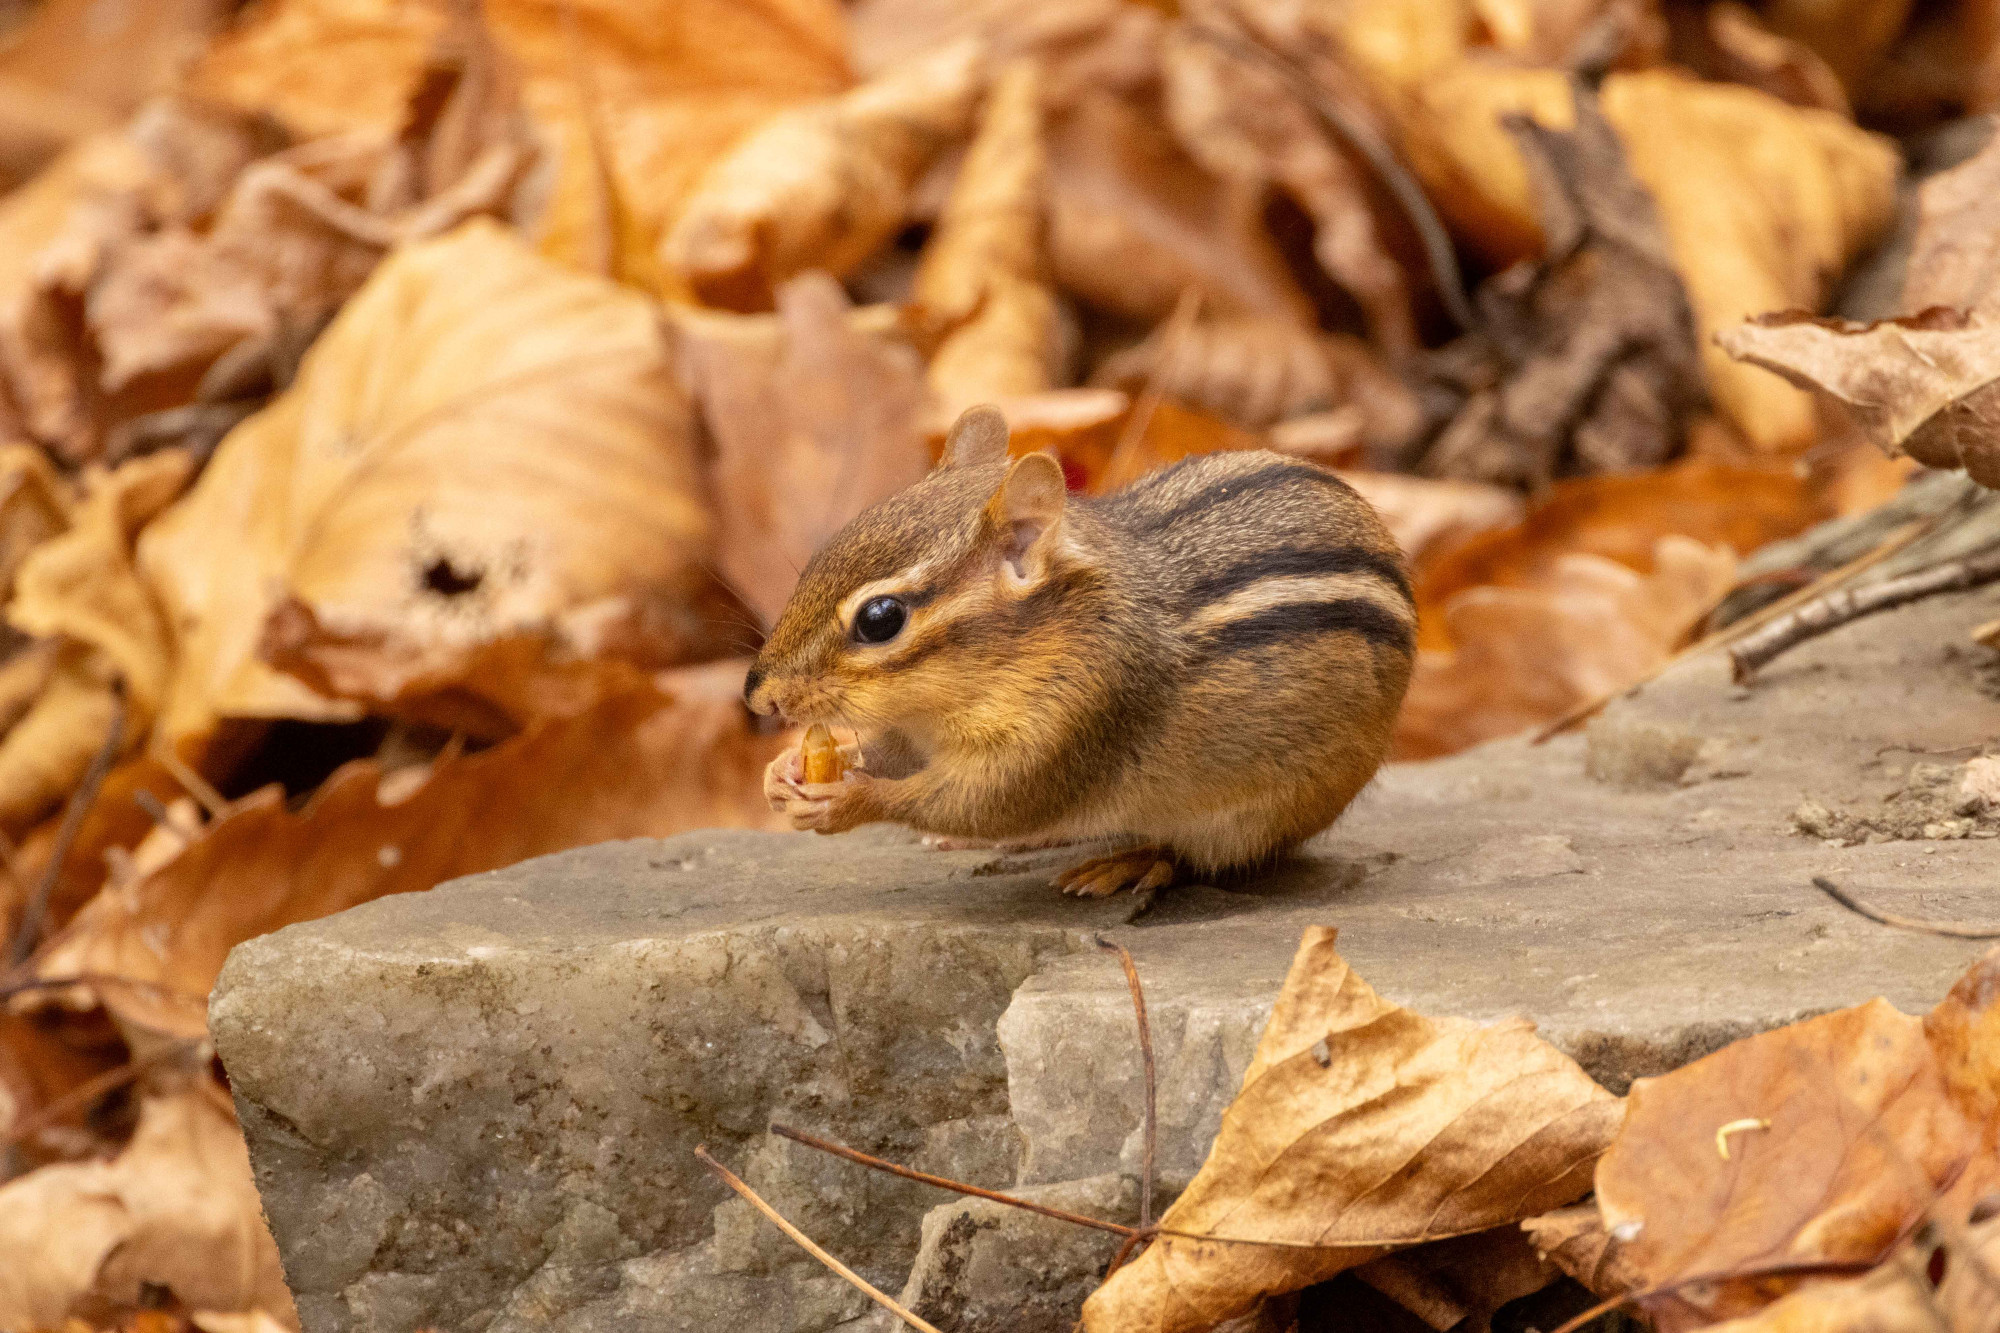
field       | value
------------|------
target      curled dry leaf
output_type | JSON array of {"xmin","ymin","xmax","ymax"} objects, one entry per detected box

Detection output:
[
  {"xmin": 27, "ymin": 669, "xmax": 787, "ymax": 1041},
  {"xmin": 137, "ymin": 219, "xmax": 717, "ymax": 755},
  {"xmin": 192, "ymin": 0, "xmax": 850, "ymax": 293},
  {"xmin": 670, "ymin": 274, "xmax": 931, "ymax": 628},
  {"xmin": 0, "ymin": 1089, "xmax": 293, "ymax": 1331},
  {"xmin": 913, "ymin": 58, "xmax": 1064, "ymax": 420},
  {"xmin": 1404, "ymin": 87, "xmax": 1706, "ymax": 488},
  {"xmin": 1594, "ymin": 944, "xmax": 2000, "ymax": 1329},
  {"xmin": 1716, "ymin": 122, "xmax": 2000, "ymax": 490},
  {"xmin": 1080, "ymin": 926, "xmax": 1621, "ymax": 1333},
  {"xmin": 1160, "ymin": 20, "xmax": 1415, "ymax": 355},
  {"xmin": 1394, "ymin": 536, "xmax": 1737, "ymax": 759},
  {"xmin": 661, "ymin": 38, "xmax": 984, "ymax": 311},
  {"xmin": 1720, "ymin": 310, "xmax": 2000, "ymax": 489},
  {"xmin": 1045, "ymin": 87, "xmax": 1312, "ymax": 326}
]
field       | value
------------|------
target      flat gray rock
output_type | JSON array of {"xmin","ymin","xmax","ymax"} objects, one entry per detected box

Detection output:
[{"xmin": 213, "ymin": 578, "xmax": 2000, "ymax": 1333}]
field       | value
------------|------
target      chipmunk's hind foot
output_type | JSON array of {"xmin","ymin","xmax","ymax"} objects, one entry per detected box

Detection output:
[{"xmin": 1055, "ymin": 847, "xmax": 1176, "ymax": 898}]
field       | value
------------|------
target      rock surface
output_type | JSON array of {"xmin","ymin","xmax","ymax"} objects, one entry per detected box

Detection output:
[{"xmin": 213, "ymin": 577, "xmax": 2000, "ymax": 1333}]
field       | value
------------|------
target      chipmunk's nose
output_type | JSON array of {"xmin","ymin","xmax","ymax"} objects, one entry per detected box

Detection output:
[{"xmin": 743, "ymin": 665, "xmax": 772, "ymax": 714}]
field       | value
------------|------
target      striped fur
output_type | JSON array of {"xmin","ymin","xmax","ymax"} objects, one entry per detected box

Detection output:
[{"xmin": 746, "ymin": 445, "xmax": 1415, "ymax": 876}]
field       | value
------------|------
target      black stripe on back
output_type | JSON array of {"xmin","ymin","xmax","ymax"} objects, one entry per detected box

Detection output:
[
  {"xmin": 1185, "ymin": 545, "xmax": 1413, "ymax": 608},
  {"xmin": 1125, "ymin": 462, "xmax": 1353, "ymax": 534},
  {"xmin": 1196, "ymin": 599, "xmax": 1415, "ymax": 659}
]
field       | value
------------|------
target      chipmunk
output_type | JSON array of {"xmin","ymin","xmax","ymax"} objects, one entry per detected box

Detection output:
[{"xmin": 744, "ymin": 405, "xmax": 1415, "ymax": 896}]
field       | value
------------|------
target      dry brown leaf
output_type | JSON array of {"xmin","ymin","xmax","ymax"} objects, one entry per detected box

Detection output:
[
  {"xmin": 1712, "ymin": 123, "xmax": 2000, "ymax": 487},
  {"xmin": 1719, "ymin": 311, "xmax": 2000, "ymax": 489},
  {"xmin": 0, "ymin": 444, "xmax": 72, "ymax": 595},
  {"xmin": 660, "ymin": 38, "xmax": 983, "ymax": 311},
  {"xmin": 1091, "ymin": 399, "xmax": 1263, "ymax": 495},
  {"xmin": 0, "ymin": 0, "xmax": 233, "ymax": 192},
  {"xmin": 1161, "ymin": 22, "xmax": 1415, "ymax": 355},
  {"xmin": 0, "ymin": 1089, "xmax": 293, "ymax": 1330},
  {"xmin": 27, "ymin": 667, "xmax": 787, "ymax": 1040},
  {"xmin": 1594, "ymin": 945, "xmax": 2000, "ymax": 1330},
  {"xmin": 1411, "ymin": 460, "xmax": 1822, "ymax": 644},
  {"xmin": 1394, "ymin": 536, "xmax": 1736, "ymax": 759},
  {"xmin": 1522, "ymin": 1202, "xmax": 1645, "ymax": 1299},
  {"xmin": 1045, "ymin": 86, "xmax": 1313, "ymax": 326},
  {"xmin": 192, "ymin": 0, "xmax": 850, "ymax": 294},
  {"xmin": 83, "ymin": 8, "xmax": 545, "ymax": 448},
  {"xmin": 1403, "ymin": 87, "xmax": 1705, "ymax": 488},
  {"xmin": 136, "ymin": 219, "xmax": 718, "ymax": 756},
  {"xmin": 1092, "ymin": 316, "xmax": 1420, "ymax": 443},
  {"xmin": 912, "ymin": 58, "xmax": 1064, "ymax": 420},
  {"xmin": 1079, "ymin": 926, "xmax": 1621, "ymax": 1333},
  {"xmin": 670, "ymin": 275, "xmax": 930, "ymax": 628}
]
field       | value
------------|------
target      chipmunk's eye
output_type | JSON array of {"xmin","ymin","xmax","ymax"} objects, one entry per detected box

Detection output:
[{"xmin": 851, "ymin": 595, "xmax": 907, "ymax": 644}]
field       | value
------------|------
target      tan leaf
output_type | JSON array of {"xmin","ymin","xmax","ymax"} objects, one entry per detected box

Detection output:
[
  {"xmin": 1161, "ymin": 22, "xmax": 1415, "ymax": 354},
  {"xmin": 1045, "ymin": 86, "xmax": 1312, "ymax": 326},
  {"xmin": 670, "ymin": 275, "xmax": 930, "ymax": 627},
  {"xmin": 136, "ymin": 219, "xmax": 718, "ymax": 755},
  {"xmin": 0, "ymin": 444, "xmax": 72, "ymax": 595},
  {"xmin": 1079, "ymin": 926, "xmax": 1621, "ymax": 1333},
  {"xmin": 191, "ymin": 0, "xmax": 851, "ymax": 293},
  {"xmin": 661, "ymin": 38, "xmax": 984, "ymax": 311},
  {"xmin": 1593, "ymin": 948, "xmax": 2000, "ymax": 1328},
  {"xmin": 1333, "ymin": 471, "xmax": 1525, "ymax": 568},
  {"xmin": 0, "ymin": 0, "xmax": 234, "ymax": 192},
  {"xmin": 913, "ymin": 58, "xmax": 1065, "ymax": 420},
  {"xmin": 27, "ymin": 668, "xmax": 787, "ymax": 1040},
  {"xmin": 0, "ymin": 1089, "xmax": 293, "ymax": 1330},
  {"xmin": 1901, "ymin": 122, "xmax": 2000, "ymax": 317}
]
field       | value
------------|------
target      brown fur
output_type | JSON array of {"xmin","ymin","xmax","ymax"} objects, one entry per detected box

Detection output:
[{"xmin": 746, "ymin": 425, "xmax": 1415, "ymax": 877}]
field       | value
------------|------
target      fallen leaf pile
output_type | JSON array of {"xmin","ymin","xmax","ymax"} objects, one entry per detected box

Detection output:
[
  {"xmin": 1078, "ymin": 931, "xmax": 2000, "ymax": 1333},
  {"xmin": 0, "ymin": 0, "xmax": 1992, "ymax": 1324}
]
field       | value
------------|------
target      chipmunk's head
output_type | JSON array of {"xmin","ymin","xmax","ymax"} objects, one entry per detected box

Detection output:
[{"xmin": 744, "ymin": 405, "xmax": 1074, "ymax": 736}]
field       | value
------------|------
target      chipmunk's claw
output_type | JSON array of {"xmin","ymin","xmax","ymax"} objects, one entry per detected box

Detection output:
[{"xmin": 1055, "ymin": 848, "xmax": 1176, "ymax": 898}]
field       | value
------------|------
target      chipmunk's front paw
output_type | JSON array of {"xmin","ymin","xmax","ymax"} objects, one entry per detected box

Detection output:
[
  {"xmin": 777, "ymin": 773, "xmax": 879, "ymax": 835},
  {"xmin": 1054, "ymin": 848, "xmax": 1176, "ymax": 898}
]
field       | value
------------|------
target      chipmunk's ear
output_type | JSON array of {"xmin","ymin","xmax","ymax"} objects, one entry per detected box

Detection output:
[
  {"xmin": 942, "ymin": 404, "xmax": 1010, "ymax": 469},
  {"xmin": 988, "ymin": 450, "xmax": 1066, "ymax": 577}
]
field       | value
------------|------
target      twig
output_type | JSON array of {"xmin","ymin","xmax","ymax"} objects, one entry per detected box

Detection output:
[
  {"xmin": 1185, "ymin": 20, "xmax": 1476, "ymax": 332},
  {"xmin": 1533, "ymin": 517, "xmax": 1935, "ymax": 742},
  {"xmin": 695, "ymin": 1145, "xmax": 945, "ymax": 1333},
  {"xmin": 8, "ymin": 681, "xmax": 127, "ymax": 967},
  {"xmin": 1731, "ymin": 544, "xmax": 2000, "ymax": 683},
  {"xmin": 1813, "ymin": 876, "xmax": 2000, "ymax": 940},
  {"xmin": 769, "ymin": 1123, "xmax": 1138, "ymax": 1237},
  {"xmin": 772, "ymin": 1123, "xmax": 1469, "ymax": 1253},
  {"xmin": 1096, "ymin": 934, "xmax": 1157, "ymax": 1232},
  {"xmin": 158, "ymin": 747, "xmax": 228, "ymax": 820}
]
